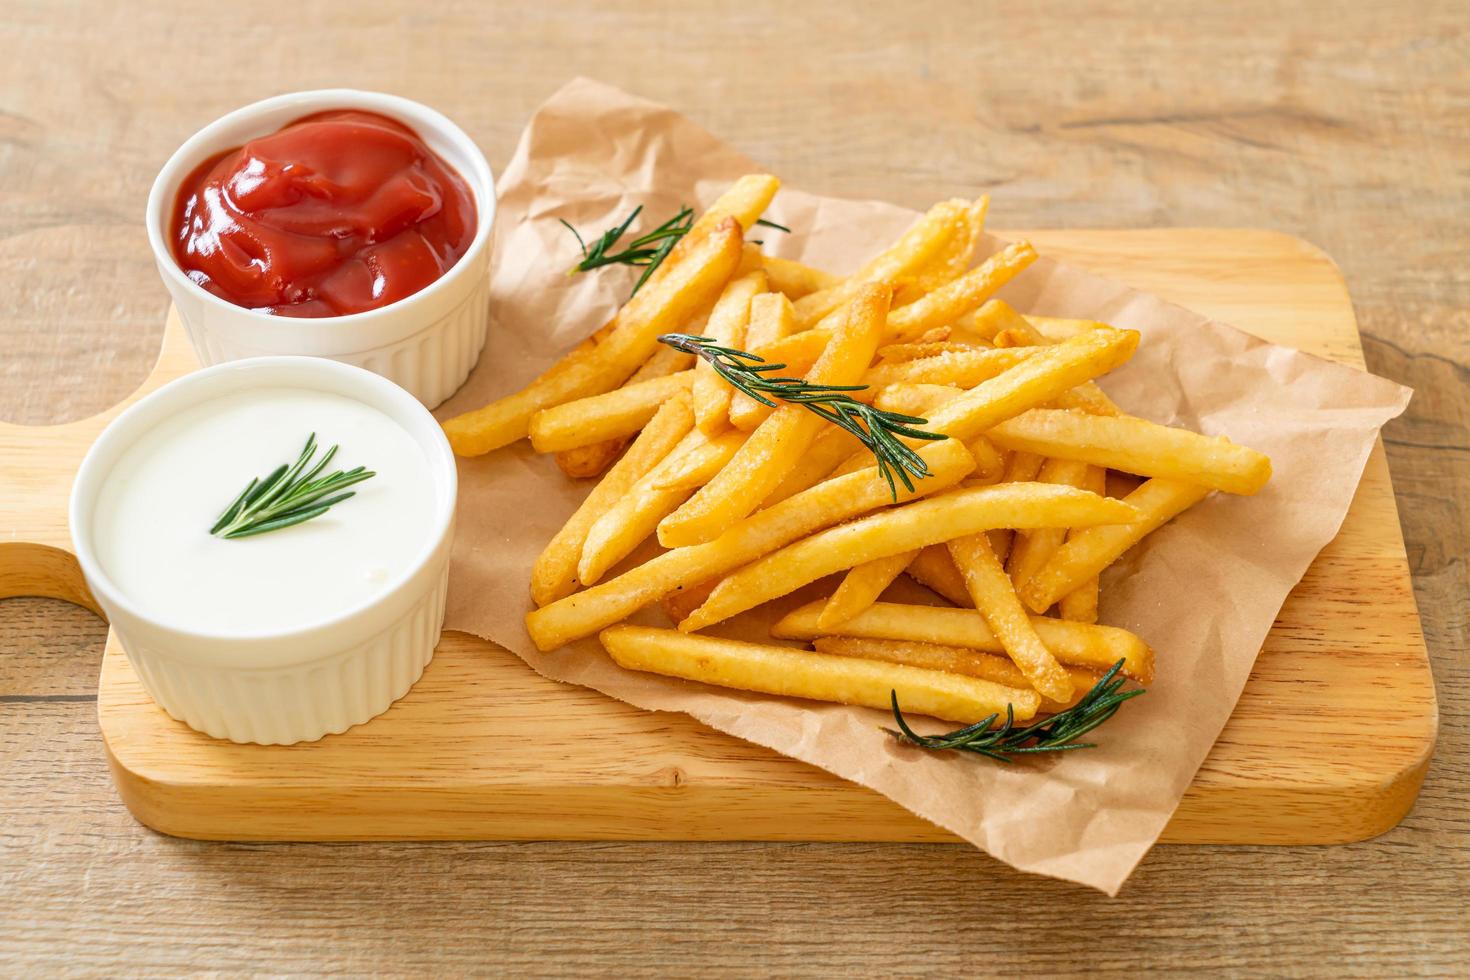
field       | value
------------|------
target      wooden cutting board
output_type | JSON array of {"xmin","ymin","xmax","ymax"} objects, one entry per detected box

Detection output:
[{"xmin": 1, "ymin": 229, "xmax": 1435, "ymax": 845}]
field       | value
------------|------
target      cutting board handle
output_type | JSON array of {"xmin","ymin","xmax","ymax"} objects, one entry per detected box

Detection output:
[{"xmin": 0, "ymin": 308, "xmax": 199, "ymax": 614}]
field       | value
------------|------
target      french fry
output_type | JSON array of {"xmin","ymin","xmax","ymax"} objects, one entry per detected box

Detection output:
[
  {"xmin": 658, "ymin": 283, "xmax": 891, "ymax": 548},
  {"xmin": 600, "ymin": 626, "xmax": 1039, "ymax": 724},
  {"xmin": 967, "ymin": 298, "xmax": 1031, "ymax": 341},
  {"xmin": 660, "ymin": 575, "xmax": 721, "ymax": 625},
  {"xmin": 531, "ymin": 394, "xmax": 694, "ymax": 606},
  {"xmin": 813, "ymin": 637, "xmax": 1103, "ymax": 713},
  {"xmin": 1026, "ymin": 315, "xmax": 1108, "ymax": 342},
  {"xmin": 524, "ymin": 438, "xmax": 976, "ymax": 651},
  {"xmin": 443, "ymin": 218, "xmax": 744, "ymax": 456},
  {"xmin": 577, "ymin": 430, "xmax": 745, "ymax": 586},
  {"xmin": 554, "ymin": 342, "xmax": 699, "ymax": 478},
  {"xmin": 744, "ymin": 292, "xmax": 799, "ymax": 350},
  {"xmin": 554, "ymin": 443, "xmax": 627, "ymax": 480},
  {"xmin": 965, "ymin": 436, "xmax": 1007, "ymax": 484},
  {"xmin": 882, "ymin": 240, "xmax": 1039, "ymax": 343},
  {"xmin": 946, "ymin": 532, "xmax": 1071, "ymax": 702},
  {"xmin": 760, "ymin": 425, "xmax": 865, "ymax": 507},
  {"xmin": 794, "ymin": 199, "xmax": 969, "ymax": 326},
  {"xmin": 728, "ymin": 330, "xmax": 831, "ymax": 430},
  {"xmin": 1018, "ymin": 477, "xmax": 1212, "ymax": 613},
  {"xmin": 986, "ymin": 314, "xmax": 1123, "ymax": 418},
  {"xmin": 905, "ymin": 545, "xmax": 972, "ymax": 606},
  {"xmin": 1057, "ymin": 465, "xmax": 1107, "ymax": 623},
  {"xmin": 915, "ymin": 327, "xmax": 1141, "ymax": 442},
  {"xmin": 875, "ymin": 341, "xmax": 975, "ymax": 363},
  {"xmin": 917, "ymin": 196, "xmax": 990, "ymax": 284},
  {"xmin": 873, "ymin": 383, "xmax": 961, "ymax": 417},
  {"xmin": 988, "ymin": 450, "xmax": 1045, "ymax": 562},
  {"xmin": 679, "ymin": 483, "xmax": 1140, "ymax": 632},
  {"xmin": 817, "ymin": 549, "xmax": 919, "ymax": 630},
  {"xmin": 762, "ymin": 255, "xmax": 840, "ymax": 300},
  {"xmin": 692, "ymin": 271, "xmax": 766, "ymax": 435},
  {"xmin": 859, "ymin": 347, "xmax": 1036, "ymax": 391},
  {"xmin": 987, "ymin": 409, "xmax": 1272, "ymax": 495},
  {"xmin": 772, "ymin": 599, "xmax": 1155, "ymax": 683},
  {"xmin": 1006, "ymin": 458, "xmax": 1091, "ymax": 594},
  {"xmin": 530, "ymin": 371, "xmax": 694, "ymax": 453}
]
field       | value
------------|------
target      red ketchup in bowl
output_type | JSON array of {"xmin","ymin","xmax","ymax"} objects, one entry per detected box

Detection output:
[{"xmin": 170, "ymin": 110, "xmax": 476, "ymax": 317}]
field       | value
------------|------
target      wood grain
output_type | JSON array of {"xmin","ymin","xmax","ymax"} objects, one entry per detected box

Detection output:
[
  {"xmin": 2, "ymin": 0, "xmax": 1466, "ymax": 975},
  {"xmin": 60, "ymin": 230, "xmax": 1427, "ymax": 847}
]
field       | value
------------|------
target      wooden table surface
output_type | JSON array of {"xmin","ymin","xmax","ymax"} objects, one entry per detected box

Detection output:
[{"xmin": 2, "ymin": 1, "xmax": 1465, "ymax": 974}]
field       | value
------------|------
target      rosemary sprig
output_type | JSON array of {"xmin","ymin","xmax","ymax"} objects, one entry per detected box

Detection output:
[
  {"xmin": 561, "ymin": 209, "xmax": 790, "ymax": 297},
  {"xmin": 560, "ymin": 205, "xmax": 694, "ymax": 298},
  {"xmin": 887, "ymin": 659, "xmax": 1144, "ymax": 762},
  {"xmin": 658, "ymin": 333, "xmax": 945, "ymax": 497},
  {"xmin": 209, "ymin": 434, "xmax": 375, "ymax": 540}
]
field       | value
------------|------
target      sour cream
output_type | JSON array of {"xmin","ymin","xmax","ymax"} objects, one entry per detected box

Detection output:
[{"xmin": 90, "ymin": 386, "xmax": 435, "ymax": 635}]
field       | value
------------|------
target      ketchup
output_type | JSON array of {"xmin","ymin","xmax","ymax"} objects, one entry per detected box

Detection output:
[{"xmin": 170, "ymin": 110, "xmax": 476, "ymax": 317}]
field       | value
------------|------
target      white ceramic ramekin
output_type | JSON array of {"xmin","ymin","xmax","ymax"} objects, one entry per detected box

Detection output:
[
  {"xmin": 70, "ymin": 356, "xmax": 458, "ymax": 745},
  {"xmin": 145, "ymin": 89, "xmax": 496, "ymax": 409}
]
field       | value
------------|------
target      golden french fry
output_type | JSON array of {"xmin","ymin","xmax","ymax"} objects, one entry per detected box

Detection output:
[
  {"xmin": 988, "ymin": 409, "xmax": 1272, "ymax": 495},
  {"xmin": 946, "ymin": 532, "xmax": 1071, "ymax": 702},
  {"xmin": 761, "ymin": 426, "xmax": 865, "ymax": 507},
  {"xmin": 966, "ymin": 298, "xmax": 1031, "ymax": 341},
  {"xmin": 692, "ymin": 271, "xmax": 766, "ymax": 435},
  {"xmin": 915, "ymin": 327, "xmax": 1141, "ymax": 442},
  {"xmin": 554, "ymin": 342, "xmax": 699, "ymax": 477},
  {"xmin": 813, "ymin": 637, "xmax": 1103, "ymax": 713},
  {"xmin": 728, "ymin": 329, "xmax": 831, "ymax": 430},
  {"xmin": 658, "ymin": 284, "xmax": 891, "ymax": 548},
  {"xmin": 1006, "ymin": 458, "xmax": 1091, "ymax": 593},
  {"xmin": 680, "ymin": 483, "xmax": 1140, "ymax": 632},
  {"xmin": 555, "ymin": 442, "xmax": 627, "ymax": 479},
  {"xmin": 531, "ymin": 394, "xmax": 694, "ymax": 606},
  {"xmin": 1057, "ymin": 465, "xmax": 1107, "ymax": 623},
  {"xmin": 988, "ymin": 450, "xmax": 1045, "ymax": 563},
  {"xmin": 524, "ymin": 438, "xmax": 976, "ymax": 651},
  {"xmin": 1019, "ymin": 477, "xmax": 1212, "ymax": 613},
  {"xmin": 744, "ymin": 291, "xmax": 800, "ymax": 350},
  {"xmin": 577, "ymin": 430, "xmax": 744, "ymax": 586},
  {"xmin": 794, "ymin": 199, "xmax": 969, "ymax": 326},
  {"xmin": 817, "ymin": 550, "xmax": 918, "ymax": 630},
  {"xmin": 859, "ymin": 347, "xmax": 1036, "ymax": 391},
  {"xmin": 600, "ymin": 626, "xmax": 1038, "ymax": 724},
  {"xmin": 965, "ymin": 436, "xmax": 1007, "ymax": 484},
  {"xmin": 917, "ymin": 196, "xmax": 990, "ymax": 284},
  {"xmin": 660, "ymin": 575, "xmax": 721, "ymax": 624},
  {"xmin": 443, "ymin": 218, "xmax": 744, "ymax": 456},
  {"xmin": 772, "ymin": 599, "xmax": 1154, "ymax": 683},
  {"xmin": 882, "ymin": 240, "xmax": 1038, "ymax": 343},
  {"xmin": 1026, "ymin": 316, "xmax": 1109, "ymax": 342},
  {"xmin": 905, "ymin": 545, "xmax": 972, "ymax": 606},
  {"xmin": 762, "ymin": 255, "xmax": 840, "ymax": 300},
  {"xmin": 530, "ymin": 371, "xmax": 694, "ymax": 453},
  {"xmin": 876, "ymin": 341, "xmax": 975, "ymax": 363},
  {"xmin": 873, "ymin": 383, "xmax": 961, "ymax": 418}
]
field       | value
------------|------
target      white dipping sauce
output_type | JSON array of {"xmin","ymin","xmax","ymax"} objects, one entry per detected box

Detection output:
[{"xmin": 91, "ymin": 386, "xmax": 435, "ymax": 634}]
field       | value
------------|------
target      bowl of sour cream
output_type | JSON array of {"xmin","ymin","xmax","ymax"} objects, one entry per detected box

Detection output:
[{"xmin": 70, "ymin": 356, "xmax": 457, "ymax": 744}]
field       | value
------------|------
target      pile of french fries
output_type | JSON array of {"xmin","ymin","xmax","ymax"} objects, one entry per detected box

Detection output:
[{"xmin": 443, "ymin": 175, "xmax": 1272, "ymax": 726}]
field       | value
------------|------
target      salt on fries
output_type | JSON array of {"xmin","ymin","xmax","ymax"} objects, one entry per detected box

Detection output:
[{"xmin": 443, "ymin": 173, "xmax": 1270, "ymax": 744}]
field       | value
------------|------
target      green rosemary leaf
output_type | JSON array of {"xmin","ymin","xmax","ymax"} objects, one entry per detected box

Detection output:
[
  {"xmin": 754, "ymin": 218, "xmax": 791, "ymax": 233},
  {"xmin": 562, "ymin": 205, "xmax": 695, "ymax": 298},
  {"xmin": 886, "ymin": 659, "xmax": 1143, "ymax": 763},
  {"xmin": 211, "ymin": 436, "xmax": 374, "ymax": 540},
  {"xmin": 657, "ymin": 333, "xmax": 946, "ymax": 498}
]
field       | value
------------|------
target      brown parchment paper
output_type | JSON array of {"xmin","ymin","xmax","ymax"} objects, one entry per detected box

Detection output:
[{"xmin": 436, "ymin": 77, "xmax": 1412, "ymax": 894}]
